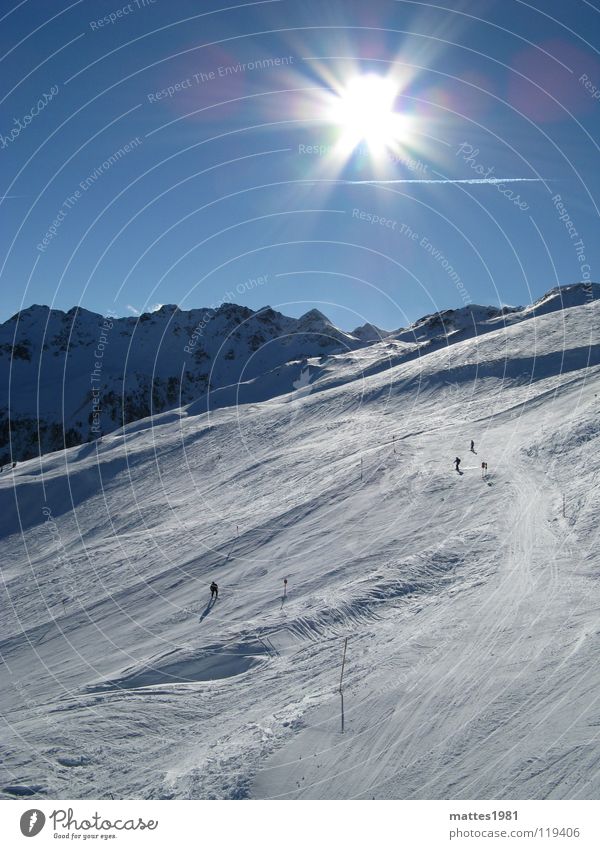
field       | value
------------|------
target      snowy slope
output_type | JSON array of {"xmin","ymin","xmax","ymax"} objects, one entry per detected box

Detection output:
[{"xmin": 0, "ymin": 288, "xmax": 599, "ymax": 800}]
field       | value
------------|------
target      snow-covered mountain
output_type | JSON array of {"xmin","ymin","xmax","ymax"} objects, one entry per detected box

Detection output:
[
  {"xmin": 1, "ymin": 282, "xmax": 599, "ymax": 799},
  {"xmin": 0, "ymin": 302, "xmax": 359, "ymax": 464},
  {"xmin": 1, "ymin": 283, "xmax": 599, "ymax": 465}
]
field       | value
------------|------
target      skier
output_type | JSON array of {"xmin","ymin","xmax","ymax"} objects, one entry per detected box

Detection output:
[
  {"xmin": 455, "ymin": 457, "xmax": 461, "ymax": 472},
  {"xmin": 210, "ymin": 581, "xmax": 218, "ymax": 600},
  {"xmin": 481, "ymin": 461, "xmax": 488, "ymax": 477},
  {"xmin": 470, "ymin": 439, "xmax": 475, "ymax": 452}
]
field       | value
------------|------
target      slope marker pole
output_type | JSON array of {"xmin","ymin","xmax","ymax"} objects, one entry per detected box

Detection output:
[{"xmin": 339, "ymin": 637, "xmax": 348, "ymax": 733}]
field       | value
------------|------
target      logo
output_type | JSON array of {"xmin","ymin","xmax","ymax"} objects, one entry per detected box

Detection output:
[{"xmin": 20, "ymin": 810, "xmax": 46, "ymax": 837}]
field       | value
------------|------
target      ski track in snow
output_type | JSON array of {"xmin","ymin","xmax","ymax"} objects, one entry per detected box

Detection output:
[{"xmin": 0, "ymin": 296, "xmax": 599, "ymax": 799}]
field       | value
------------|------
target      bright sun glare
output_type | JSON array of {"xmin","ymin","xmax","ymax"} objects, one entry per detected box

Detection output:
[{"xmin": 330, "ymin": 74, "xmax": 409, "ymax": 155}]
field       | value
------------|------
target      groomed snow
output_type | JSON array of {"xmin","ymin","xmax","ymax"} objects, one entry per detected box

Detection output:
[{"xmin": 1, "ymin": 293, "xmax": 599, "ymax": 799}]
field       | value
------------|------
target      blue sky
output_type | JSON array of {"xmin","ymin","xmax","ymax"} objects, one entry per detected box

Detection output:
[{"xmin": 1, "ymin": 0, "xmax": 599, "ymax": 330}]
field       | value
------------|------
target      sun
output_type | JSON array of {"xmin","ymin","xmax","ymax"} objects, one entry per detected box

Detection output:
[{"xmin": 329, "ymin": 74, "xmax": 409, "ymax": 156}]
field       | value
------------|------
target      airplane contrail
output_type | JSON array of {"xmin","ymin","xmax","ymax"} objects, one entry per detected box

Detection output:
[{"xmin": 347, "ymin": 177, "xmax": 545, "ymax": 185}]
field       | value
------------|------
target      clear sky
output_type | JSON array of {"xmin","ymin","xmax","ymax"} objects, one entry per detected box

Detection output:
[{"xmin": 1, "ymin": 0, "xmax": 599, "ymax": 330}]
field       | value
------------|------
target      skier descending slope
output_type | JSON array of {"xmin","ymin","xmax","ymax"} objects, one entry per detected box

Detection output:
[
  {"xmin": 470, "ymin": 439, "xmax": 475, "ymax": 452},
  {"xmin": 210, "ymin": 581, "xmax": 218, "ymax": 600},
  {"xmin": 455, "ymin": 457, "xmax": 461, "ymax": 473}
]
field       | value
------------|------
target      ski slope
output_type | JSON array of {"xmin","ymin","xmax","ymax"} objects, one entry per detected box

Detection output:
[{"xmin": 1, "ymin": 293, "xmax": 600, "ymax": 800}]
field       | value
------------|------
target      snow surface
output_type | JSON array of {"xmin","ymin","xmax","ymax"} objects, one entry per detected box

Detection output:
[{"xmin": 1, "ymin": 287, "xmax": 600, "ymax": 799}]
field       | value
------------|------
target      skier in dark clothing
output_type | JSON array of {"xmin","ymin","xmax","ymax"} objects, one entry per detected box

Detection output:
[
  {"xmin": 470, "ymin": 439, "xmax": 475, "ymax": 452},
  {"xmin": 210, "ymin": 581, "xmax": 218, "ymax": 600},
  {"xmin": 455, "ymin": 457, "xmax": 461, "ymax": 472}
]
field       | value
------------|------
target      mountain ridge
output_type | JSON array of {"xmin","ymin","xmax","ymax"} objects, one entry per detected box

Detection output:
[{"xmin": 1, "ymin": 282, "xmax": 598, "ymax": 464}]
